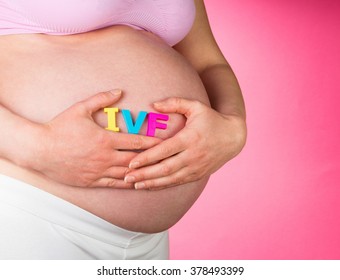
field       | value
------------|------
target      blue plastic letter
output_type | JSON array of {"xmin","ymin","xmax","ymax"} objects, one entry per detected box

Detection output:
[{"xmin": 122, "ymin": 109, "xmax": 147, "ymax": 134}]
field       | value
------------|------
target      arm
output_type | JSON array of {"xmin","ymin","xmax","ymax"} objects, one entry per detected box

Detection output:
[
  {"xmin": 0, "ymin": 90, "xmax": 161, "ymax": 188},
  {"xmin": 125, "ymin": 0, "xmax": 247, "ymax": 189},
  {"xmin": 0, "ymin": 102, "xmax": 43, "ymax": 169},
  {"xmin": 175, "ymin": 0, "xmax": 246, "ymax": 119}
]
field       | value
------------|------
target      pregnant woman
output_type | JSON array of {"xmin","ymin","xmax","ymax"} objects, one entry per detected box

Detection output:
[{"xmin": 0, "ymin": 0, "xmax": 246, "ymax": 259}]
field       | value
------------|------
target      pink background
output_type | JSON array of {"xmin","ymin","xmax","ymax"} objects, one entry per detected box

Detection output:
[{"xmin": 170, "ymin": 0, "xmax": 340, "ymax": 259}]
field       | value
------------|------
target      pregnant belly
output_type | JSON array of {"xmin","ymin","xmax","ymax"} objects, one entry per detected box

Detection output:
[{"xmin": 0, "ymin": 26, "xmax": 210, "ymax": 233}]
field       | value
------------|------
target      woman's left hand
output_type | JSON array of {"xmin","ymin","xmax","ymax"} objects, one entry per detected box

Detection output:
[{"xmin": 124, "ymin": 97, "xmax": 247, "ymax": 190}]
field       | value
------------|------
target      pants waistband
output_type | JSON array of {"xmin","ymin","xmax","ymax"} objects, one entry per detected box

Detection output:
[{"xmin": 0, "ymin": 174, "xmax": 160, "ymax": 248}]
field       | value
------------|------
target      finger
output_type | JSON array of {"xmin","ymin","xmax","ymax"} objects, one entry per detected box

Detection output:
[
  {"xmin": 88, "ymin": 177, "xmax": 134, "ymax": 189},
  {"xmin": 134, "ymin": 167, "xmax": 191, "ymax": 190},
  {"xmin": 110, "ymin": 133, "xmax": 162, "ymax": 150},
  {"xmin": 103, "ymin": 166, "xmax": 130, "ymax": 179},
  {"xmin": 153, "ymin": 97, "xmax": 203, "ymax": 118},
  {"xmin": 128, "ymin": 135, "xmax": 185, "ymax": 169},
  {"xmin": 125, "ymin": 151, "xmax": 187, "ymax": 183},
  {"xmin": 110, "ymin": 150, "xmax": 139, "ymax": 166},
  {"xmin": 77, "ymin": 89, "xmax": 122, "ymax": 115}
]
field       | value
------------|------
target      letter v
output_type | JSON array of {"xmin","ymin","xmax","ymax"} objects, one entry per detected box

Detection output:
[{"xmin": 121, "ymin": 109, "xmax": 147, "ymax": 134}]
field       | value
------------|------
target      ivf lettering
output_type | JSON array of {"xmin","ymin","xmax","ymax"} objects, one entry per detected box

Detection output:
[{"xmin": 104, "ymin": 108, "xmax": 169, "ymax": 137}]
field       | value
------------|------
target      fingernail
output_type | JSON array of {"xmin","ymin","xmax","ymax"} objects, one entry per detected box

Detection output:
[
  {"xmin": 135, "ymin": 182, "xmax": 146, "ymax": 189},
  {"xmin": 129, "ymin": 162, "xmax": 140, "ymax": 169},
  {"xmin": 153, "ymin": 102, "xmax": 162, "ymax": 107},
  {"xmin": 124, "ymin": 175, "xmax": 136, "ymax": 183},
  {"xmin": 109, "ymin": 89, "xmax": 122, "ymax": 96}
]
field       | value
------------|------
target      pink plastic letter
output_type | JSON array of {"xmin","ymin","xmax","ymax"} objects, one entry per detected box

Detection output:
[{"xmin": 147, "ymin": 112, "xmax": 169, "ymax": 137}]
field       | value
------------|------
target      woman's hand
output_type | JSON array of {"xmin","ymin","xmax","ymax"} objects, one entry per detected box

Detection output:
[
  {"xmin": 26, "ymin": 90, "xmax": 161, "ymax": 188},
  {"xmin": 125, "ymin": 97, "xmax": 247, "ymax": 190}
]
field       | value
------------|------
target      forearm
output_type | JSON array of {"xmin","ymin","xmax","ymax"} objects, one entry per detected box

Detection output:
[
  {"xmin": 0, "ymin": 103, "xmax": 41, "ymax": 167},
  {"xmin": 198, "ymin": 59, "xmax": 248, "ymax": 161},
  {"xmin": 200, "ymin": 63, "xmax": 246, "ymax": 120}
]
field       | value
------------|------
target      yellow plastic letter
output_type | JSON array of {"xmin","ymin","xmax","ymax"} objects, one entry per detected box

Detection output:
[{"xmin": 104, "ymin": 107, "xmax": 120, "ymax": 132}]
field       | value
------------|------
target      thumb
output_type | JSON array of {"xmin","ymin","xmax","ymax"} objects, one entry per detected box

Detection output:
[
  {"xmin": 153, "ymin": 97, "xmax": 200, "ymax": 118},
  {"xmin": 79, "ymin": 89, "xmax": 122, "ymax": 114}
]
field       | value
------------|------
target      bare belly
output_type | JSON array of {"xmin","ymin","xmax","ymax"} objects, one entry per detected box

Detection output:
[{"xmin": 0, "ymin": 26, "xmax": 210, "ymax": 233}]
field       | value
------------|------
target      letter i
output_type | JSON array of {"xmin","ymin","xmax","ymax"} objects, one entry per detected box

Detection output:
[{"xmin": 104, "ymin": 108, "xmax": 120, "ymax": 132}]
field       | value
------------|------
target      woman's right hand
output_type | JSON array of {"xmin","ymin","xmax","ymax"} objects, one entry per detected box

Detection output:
[{"xmin": 25, "ymin": 89, "xmax": 161, "ymax": 188}]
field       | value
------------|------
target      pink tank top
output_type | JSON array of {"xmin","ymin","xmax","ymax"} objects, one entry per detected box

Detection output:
[{"xmin": 0, "ymin": 0, "xmax": 195, "ymax": 46}]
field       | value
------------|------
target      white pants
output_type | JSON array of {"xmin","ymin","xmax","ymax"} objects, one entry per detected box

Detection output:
[{"xmin": 0, "ymin": 174, "xmax": 169, "ymax": 260}]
